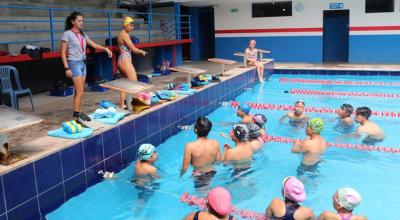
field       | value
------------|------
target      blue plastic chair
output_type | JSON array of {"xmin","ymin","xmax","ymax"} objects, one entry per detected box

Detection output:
[{"xmin": 0, "ymin": 65, "xmax": 35, "ymax": 111}]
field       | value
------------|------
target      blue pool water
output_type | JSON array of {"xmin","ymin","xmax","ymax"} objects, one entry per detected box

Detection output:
[{"xmin": 48, "ymin": 74, "xmax": 400, "ymax": 219}]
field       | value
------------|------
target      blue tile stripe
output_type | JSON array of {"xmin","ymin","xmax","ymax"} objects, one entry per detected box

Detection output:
[{"xmin": 0, "ymin": 61, "xmax": 274, "ymax": 218}]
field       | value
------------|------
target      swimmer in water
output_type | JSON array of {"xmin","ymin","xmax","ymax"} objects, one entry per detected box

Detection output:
[
  {"xmin": 180, "ymin": 117, "xmax": 221, "ymax": 188},
  {"xmin": 337, "ymin": 104, "xmax": 354, "ymax": 126},
  {"xmin": 183, "ymin": 187, "xmax": 236, "ymax": 220},
  {"xmin": 292, "ymin": 117, "xmax": 327, "ymax": 166},
  {"xmin": 237, "ymin": 104, "xmax": 253, "ymax": 124},
  {"xmin": 223, "ymin": 124, "xmax": 253, "ymax": 173},
  {"xmin": 318, "ymin": 187, "xmax": 366, "ymax": 220},
  {"xmin": 134, "ymin": 144, "xmax": 159, "ymax": 186},
  {"xmin": 353, "ymin": 107, "xmax": 384, "ymax": 142},
  {"xmin": 280, "ymin": 100, "xmax": 309, "ymax": 127},
  {"xmin": 247, "ymin": 114, "xmax": 268, "ymax": 152},
  {"xmin": 265, "ymin": 176, "xmax": 315, "ymax": 220}
]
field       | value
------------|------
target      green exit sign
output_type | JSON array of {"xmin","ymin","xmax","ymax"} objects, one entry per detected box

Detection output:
[{"xmin": 230, "ymin": 8, "xmax": 238, "ymax": 13}]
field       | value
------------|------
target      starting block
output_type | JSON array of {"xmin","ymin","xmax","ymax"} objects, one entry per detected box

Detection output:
[
  {"xmin": 100, "ymin": 78, "xmax": 154, "ymax": 111},
  {"xmin": 169, "ymin": 65, "xmax": 208, "ymax": 86},
  {"xmin": 207, "ymin": 58, "xmax": 237, "ymax": 76},
  {"xmin": 0, "ymin": 105, "xmax": 43, "ymax": 165}
]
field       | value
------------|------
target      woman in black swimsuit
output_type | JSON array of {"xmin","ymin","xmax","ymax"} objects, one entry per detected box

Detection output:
[{"xmin": 265, "ymin": 176, "xmax": 315, "ymax": 220}]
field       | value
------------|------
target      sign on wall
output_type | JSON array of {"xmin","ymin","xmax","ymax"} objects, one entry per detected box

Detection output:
[
  {"xmin": 230, "ymin": 8, "xmax": 238, "ymax": 13},
  {"xmin": 330, "ymin": 3, "xmax": 344, "ymax": 9}
]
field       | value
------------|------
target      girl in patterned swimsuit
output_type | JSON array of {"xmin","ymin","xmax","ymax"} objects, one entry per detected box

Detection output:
[
  {"xmin": 117, "ymin": 17, "xmax": 147, "ymax": 109},
  {"xmin": 245, "ymin": 39, "xmax": 265, "ymax": 83}
]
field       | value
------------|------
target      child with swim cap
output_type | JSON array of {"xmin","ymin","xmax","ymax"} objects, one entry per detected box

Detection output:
[
  {"xmin": 135, "ymin": 144, "xmax": 159, "ymax": 184},
  {"xmin": 266, "ymin": 176, "xmax": 315, "ymax": 219},
  {"xmin": 236, "ymin": 104, "xmax": 253, "ymax": 124},
  {"xmin": 337, "ymin": 103, "xmax": 354, "ymax": 126},
  {"xmin": 183, "ymin": 187, "xmax": 235, "ymax": 220},
  {"xmin": 318, "ymin": 187, "xmax": 367, "ymax": 220},
  {"xmin": 292, "ymin": 117, "xmax": 327, "ymax": 166},
  {"xmin": 280, "ymin": 100, "xmax": 309, "ymax": 127}
]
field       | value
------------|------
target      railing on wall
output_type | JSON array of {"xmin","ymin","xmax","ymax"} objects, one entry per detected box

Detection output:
[{"xmin": 0, "ymin": 5, "xmax": 191, "ymax": 53}]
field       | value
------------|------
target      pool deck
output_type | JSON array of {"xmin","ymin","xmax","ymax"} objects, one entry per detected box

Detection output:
[
  {"xmin": 3, "ymin": 61, "xmax": 399, "ymax": 175},
  {"xmin": 1, "ymin": 60, "xmax": 244, "ymax": 175}
]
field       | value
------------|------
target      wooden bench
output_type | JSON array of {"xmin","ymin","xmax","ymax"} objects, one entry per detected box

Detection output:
[
  {"xmin": 169, "ymin": 65, "xmax": 208, "ymax": 86},
  {"xmin": 0, "ymin": 105, "xmax": 43, "ymax": 165},
  {"xmin": 100, "ymin": 79, "xmax": 154, "ymax": 111},
  {"xmin": 207, "ymin": 58, "xmax": 237, "ymax": 76}
]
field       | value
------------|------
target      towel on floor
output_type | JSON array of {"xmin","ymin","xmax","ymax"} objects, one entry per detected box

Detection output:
[
  {"xmin": 174, "ymin": 83, "xmax": 190, "ymax": 91},
  {"xmin": 62, "ymin": 120, "xmax": 83, "ymax": 134},
  {"xmin": 92, "ymin": 107, "xmax": 116, "ymax": 119},
  {"xmin": 48, "ymin": 127, "xmax": 93, "ymax": 139},
  {"xmin": 131, "ymin": 98, "xmax": 151, "ymax": 114},
  {"xmin": 89, "ymin": 112, "xmax": 126, "ymax": 125},
  {"xmin": 174, "ymin": 89, "xmax": 197, "ymax": 96},
  {"xmin": 156, "ymin": 90, "xmax": 176, "ymax": 101}
]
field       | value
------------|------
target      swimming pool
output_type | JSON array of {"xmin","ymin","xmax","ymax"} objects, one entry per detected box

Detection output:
[{"xmin": 47, "ymin": 73, "xmax": 400, "ymax": 220}]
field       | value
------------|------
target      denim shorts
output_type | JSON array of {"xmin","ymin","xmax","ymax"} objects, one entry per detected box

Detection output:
[{"xmin": 68, "ymin": 60, "xmax": 86, "ymax": 77}]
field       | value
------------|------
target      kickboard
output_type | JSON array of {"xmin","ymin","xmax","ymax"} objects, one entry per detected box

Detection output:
[
  {"xmin": 0, "ymin": 105, "xmax": 43, "ymax": 134},
  {"xmin": 100, "ymin": 79, "xmax": 154, "ymax": 95}
]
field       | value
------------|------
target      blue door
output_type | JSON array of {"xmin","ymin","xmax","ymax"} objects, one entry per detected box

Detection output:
[{"xmin": 323, "ymin": 10, "xmax": 349, "ymax": 63}]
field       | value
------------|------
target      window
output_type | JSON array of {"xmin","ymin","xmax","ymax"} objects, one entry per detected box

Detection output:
[
  {"xmin": 366, "ymin": 0, "xmax": 394, "ymax": 13},
  {"xmin": 252, "ymin": 1, "xmax": 292, "ymax": 18}
]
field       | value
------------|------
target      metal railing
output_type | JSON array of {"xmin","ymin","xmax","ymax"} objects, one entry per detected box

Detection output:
[{"xmin": 0, "ymin": 5, "xmax": 191, "ymax": 52}]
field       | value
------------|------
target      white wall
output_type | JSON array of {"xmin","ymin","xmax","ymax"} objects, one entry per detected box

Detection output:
[{"xmin": 214, "ymin": 0, "xmax": 400, "ymax": 35}]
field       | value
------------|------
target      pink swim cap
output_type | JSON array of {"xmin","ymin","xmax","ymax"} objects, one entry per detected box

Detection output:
[
  {"xmin": 283, "ymin": 176, "xmax": 307, "ymax": 203},
  {"xmin": 207, "ymin": 187, "xmax": 233, "ymax": 216}
]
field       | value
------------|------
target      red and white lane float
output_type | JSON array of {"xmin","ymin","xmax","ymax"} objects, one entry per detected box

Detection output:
[
  {"xmin": 230, "ymin": 101, "xmax": 400, "ymax": 118},
  {"xmin": 264, "ymin": 135, "xmax": 400, "ymax": 154},
  {"xmin": 290, "ymin": 89, "xmax": 400, "ymax": 99},
  {"xmin": 279, "ymin": 77, "xmax": 400, "ymax": 87}
]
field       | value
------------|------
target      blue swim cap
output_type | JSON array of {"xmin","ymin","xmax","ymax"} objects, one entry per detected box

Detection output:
[
  {"xmin": 239, "ymin": 104, "xmax": 251, "ymax": 114},
  {"xmin": 138, "ymin": 144, "xmax": 155, "ymax": 160}
]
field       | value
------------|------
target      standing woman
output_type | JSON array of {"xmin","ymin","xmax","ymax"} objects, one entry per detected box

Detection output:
[
  {"xmin": 61, "ymin": 12, "xmax": 112, "ymax": 120},
  {"xmin": 117, "ymin": 17, "xmax": 147, "ymax": 109}
]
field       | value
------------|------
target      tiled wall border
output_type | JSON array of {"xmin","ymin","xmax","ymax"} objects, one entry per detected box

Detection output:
[
  {"xmin": 0, "ymin": 62, "xmax": 274, "ymax": 219},
  {"xmin": 273, "ymin": 68, "xmax": 400, "ymax": 76}
]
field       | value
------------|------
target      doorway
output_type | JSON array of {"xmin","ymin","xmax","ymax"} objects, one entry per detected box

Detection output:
[{"xmin": 323, "ymin": 10, "xmax": 349, "ymax": 63}]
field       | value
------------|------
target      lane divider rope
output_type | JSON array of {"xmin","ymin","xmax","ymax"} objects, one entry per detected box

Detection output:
[
  {"xmin": 289, "ymin": 89, "xmax": 400, "ymax": 99},
  {"xmin": 230, "ymin": 101, "xmax": 400, "ymax": 118},
  {"xmin": 279, "ymin": 77, "xmax": 400, "ymax": 87},
  {"xmin": 264, "ymin": 135, "xmax": 400, "ymax": 154}
]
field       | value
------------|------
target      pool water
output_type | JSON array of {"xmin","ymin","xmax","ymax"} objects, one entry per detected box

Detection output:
[{"xmin": 48, "ymin": 74, "xmax": 400, "ymax": 220}]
